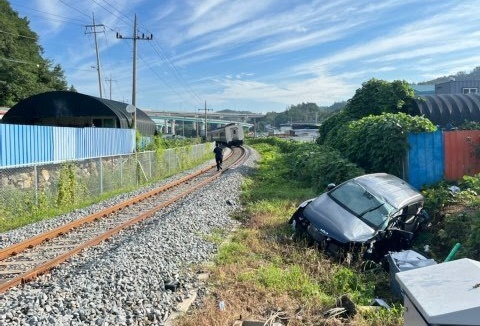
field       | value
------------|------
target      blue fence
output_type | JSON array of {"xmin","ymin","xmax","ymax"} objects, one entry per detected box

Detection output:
[
  {"xmin": 407, "ymin": 131, "xmax": 444, "ymax": 189},
  {"xmin": 0, "ymin": 124, "xmax": 135, "ymax": 167}
]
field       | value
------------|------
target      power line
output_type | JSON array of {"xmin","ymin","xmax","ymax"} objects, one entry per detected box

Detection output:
[
  {"xmin": 0, "ymin": 57, "xmax": 39, "ymax": 66},
  {"xmin": 136, "ymin": 18, "xmax": 204, "ymax": 106},
  {"xmin": 105, "ymin": 74, "xmax": 117, "ymax": 100},
  {"xmin": 149, "ymin": 41, "xmax": 204, "ymax": 106},
  {"xmin": 116, "ymin": 14, "xmax": 153, "ymax": 106},
  {"xmin": 92, "ymin": 0, "xmax": 133, "ymax": 26},
  {"xmin": 0, "ymin": 29, "xmax": 37, "ymax": 40},
  {"xmin": 12, "ymin": 1, "xmax": 205, "ymax": 111},
  {"xmin": 58, "ymin": 0, "xmax": 91, "ymax": 19},
  {"xmin": 9, "ymin": 2, "xmax": 88, "ymax": 25},
  {"xmin": 136, "ymin": 51, "xmax": 201, "ymax": 110},
  {"xmin": 116, "ymin": 14, "xmax": 152, "ymax": 136},
  {"xmin": 74, "ymin": 1, "xmax": 205, "ymax": 110}
]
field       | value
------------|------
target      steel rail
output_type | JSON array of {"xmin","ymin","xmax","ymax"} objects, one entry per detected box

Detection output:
[
  {"xmin": 0, "ymin": 146, "xmax": 245, "ymax": 293},
  {"xmin": 0, "ymin": 148, "xmax": 234, "ymax": 261}
]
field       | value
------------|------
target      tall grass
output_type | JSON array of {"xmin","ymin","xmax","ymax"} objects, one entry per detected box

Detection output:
[{"xmin": 176, "ymin": 140, "xmax": 403, "ymax": 326}]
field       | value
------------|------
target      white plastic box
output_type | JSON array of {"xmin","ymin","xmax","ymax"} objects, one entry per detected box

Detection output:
[{"xmin": 396, "ymin": 258, "xmax": 480, "ymax": 325}]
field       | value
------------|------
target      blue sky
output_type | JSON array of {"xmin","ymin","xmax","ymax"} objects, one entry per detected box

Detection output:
[{"xmin": 8, "ymin": 0, "xmax": 480, "ymax": 113}]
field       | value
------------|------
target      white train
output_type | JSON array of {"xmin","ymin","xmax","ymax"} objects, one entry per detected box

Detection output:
[{"xmin": 208, "ymin": 123, "xmax": 244, "ymax": 147}]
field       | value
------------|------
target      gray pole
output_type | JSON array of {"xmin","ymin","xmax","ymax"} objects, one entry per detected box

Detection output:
[
  {"xmin": 105, "ymin": 74, "xmax": 115, "ymax": 100},
  {"xmin": 85, "ymin": 14, "xmax": 105, "ymax": 98},
  {"xmin": 116, "ymin": 14, "xmax": 152, "ymax": 132},
  {"xmin": 132, "ymin": 14, "xmax": 137, "ymax": 108},
  {"xmin": 93, "ymin": 13, "xmax": 102, "ymax": 98},
  {"xmin": 199, "ymin": 101, "xmax": 212, "ymax": 139}
]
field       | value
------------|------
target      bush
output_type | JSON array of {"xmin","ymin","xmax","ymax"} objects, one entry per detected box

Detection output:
[
  {"xmin": 284, "ymin": 144, "xmax": 364, "ymax": 191},
  {"xmin": 342, "ymin": 113, "xmax": 436, "ymax": 176},
  {"xmin": 249, "ymin": 138, "xmax": 364, "ymax": 192}
]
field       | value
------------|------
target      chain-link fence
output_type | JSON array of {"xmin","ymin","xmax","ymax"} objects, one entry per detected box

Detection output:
[{"xmin": 0, "ymin": 143, "xmax": 214, "ymax": 228}]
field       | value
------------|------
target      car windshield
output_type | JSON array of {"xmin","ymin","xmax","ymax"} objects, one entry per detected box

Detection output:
[{"xmin": 329, "ymin": 180, "xmax": 395, "ymax": 229}]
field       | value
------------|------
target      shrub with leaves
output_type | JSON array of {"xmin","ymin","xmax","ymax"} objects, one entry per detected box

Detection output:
[
  {"xmin": 56, "ymin": 163, "xmax": 84, "ymax": 207},
  {"xmin": 317, "ymin": 109, "xmax": 352, "ymax": 146},
  {"xmin": 284, "ymin": 144, "xmax": 364, "ymax": 191},
  {"xmin": 249, "ymin": 137, "xmax": 364, "ymax": 192},
  {"xmin": 342, "ymin": 113, "xmax": 436, "ymax": 176}
]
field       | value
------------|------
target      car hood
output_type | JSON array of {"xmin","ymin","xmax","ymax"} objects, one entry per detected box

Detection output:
[{"xmin": 303, "ymin": 193, "xmax": 375, "ymax": 243}]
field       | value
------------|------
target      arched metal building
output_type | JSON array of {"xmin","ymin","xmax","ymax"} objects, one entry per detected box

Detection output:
[
  {"xmin": 2, "ymin": 91, "xmax": 156, "ymax": 136},
  {"xmin": 414, "ymin": 94, "xmax": 480, "ymax": 127}
]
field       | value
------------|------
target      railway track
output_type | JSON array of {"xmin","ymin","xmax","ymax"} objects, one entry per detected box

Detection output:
[{"xmin": 0, "ymin": 146, "xmax": 247, "ymax": 294}]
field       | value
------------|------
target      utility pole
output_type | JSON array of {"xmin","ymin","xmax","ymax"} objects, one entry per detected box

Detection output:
[
  {"xmin": 85, "ymin": 13, "xmax": 105, "ymax": 98},
  {"xmin": 116, "ymin": 14, "xmax": 153, "ymax": 132},
  {"xmin": 198, "ymin": 100, "xmax": 212, "ymax": 140},
  {"xmin": 105, "ymin": 74, "xmax": 116, "ymax": 100},
  {"xmin": 116, "ymin": 14, "xmax": 153, "ymax": 106}
]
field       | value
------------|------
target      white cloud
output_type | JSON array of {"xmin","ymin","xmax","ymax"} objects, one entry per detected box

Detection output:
[{"xmin": 211, "ymin": 74, "xmax": 355, "ymax": 107}]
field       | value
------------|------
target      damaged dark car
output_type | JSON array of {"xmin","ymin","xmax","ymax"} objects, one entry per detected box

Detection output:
[{"xmin": 289, "ymin": 173, "xmax": 431, "ymax": 262}]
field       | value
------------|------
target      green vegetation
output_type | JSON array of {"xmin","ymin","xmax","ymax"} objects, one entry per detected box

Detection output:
[
  {"xmin": 177, "ymin": 134, "xmax": 480, "ymax": 325},
  {"xmin": 0, "ymin": 142, "xmax": 212, "ymax": 232},
  {"xmin": 417, "ymin": 174, "xmax": 480, "ymax": 261},
  {"xmin": 318, "ymin": 79, "xmax": 436, "ymax": 177},
  {"xmin": 342, "ymin": 113, "xmax": 436, "ymax": 176},
  {"xmin": 248, "ymin": 137, "xmax": 364, "ymax": 192},
  {"xmin": 0, "ymin": 0, "xmax": 72, "ymax": 107},
  {"xmin": 255, "ymin": 101, "xmax": 345, "ymax": 132},
  {"xmin": 418, "ymin": 66, "xmax": 480, "ymax": 85},
  {"xmin": 56, "ymin": 163, "xmax": 86, "ymax": 207},
  {"xmin": 318, "ymin": 79, "xmax": 418, "ymax": 145},
  {"xmin": 142, "ymin": 135, "xmax": 204, "ymax": 151},
  {"xmin": 177, "ymin": 140, "xmax": 403, "ymax": 326}
]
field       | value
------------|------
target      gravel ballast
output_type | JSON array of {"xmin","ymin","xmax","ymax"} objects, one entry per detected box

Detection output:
[{"xmin": 0, "ymin": 147, "xmax": 258, "ymax": 326}]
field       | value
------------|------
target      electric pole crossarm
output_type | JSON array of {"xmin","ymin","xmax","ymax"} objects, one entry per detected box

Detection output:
[{"xmin": 115, "ymin": 14, "xmax": 153, "ymax": 107}]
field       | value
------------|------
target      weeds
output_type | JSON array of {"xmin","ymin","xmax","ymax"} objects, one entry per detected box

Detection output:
[{"xmin": 176, "ymin": 140, "xmax": 403, "ymax": 326}]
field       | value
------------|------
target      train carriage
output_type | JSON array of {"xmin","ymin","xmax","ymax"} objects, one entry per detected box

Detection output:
[{"xmin": 208, "ymin": 123, "xmax": 244, "ymax": 147}]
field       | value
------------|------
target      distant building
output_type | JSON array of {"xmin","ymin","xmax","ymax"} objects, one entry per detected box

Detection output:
[
  {"xmin": 414, "ymin": 94, "xmax": 480, "ymax": 127},
  {"xmin": 412, "ymin": 80, "xmax": 480, "ymax": 127},
  {"xmin": 278, "ymin": 123, "xmax": 319, "ymax": 142},
  {"xmin": 411, "ymin": 80, "xmax": 480, "ymax": 97},
  {"xmin": 411, "ymin": 84, "xmax": 435, "ymax": 96},
  {"xmin": 435, "ymin": 79, "xmax": 480, "ymax": 95}
]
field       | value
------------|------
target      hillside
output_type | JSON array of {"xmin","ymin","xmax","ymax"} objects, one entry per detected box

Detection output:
[{"xmin": 418, "ymin": 66, "xmax": 480, "ymax": 85}]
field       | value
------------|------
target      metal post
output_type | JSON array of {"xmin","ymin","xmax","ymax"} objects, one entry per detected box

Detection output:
[
  {"xmin": 115, "ymin": 14, "xmax": 152, "ymax": 133},
  {"xmin": 198, "ymin": 101, "xmax": 212, "ymax": 140},
  {"xmin": 85, "ymin": 14, "xmax": 105, "ymax": 98},
  {"xmin": 132, "ymin": 14, "xmax": 137, "ymax": 108},
  {"xmin": 34, "ymin": 165, "xmax": 38, "ymax": 205},
  {"xmin": 99, "ymin": 157, "xmax": 103, "ymax": 194},
  {"xmin": 93, "ymin": 13, "xmax": 102, "ymax": 98}
]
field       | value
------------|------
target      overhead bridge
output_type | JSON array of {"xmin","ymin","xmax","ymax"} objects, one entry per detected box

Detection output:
[{"xmin": 143, "ymin": 110, "xmax": 259, "ymax": 135}]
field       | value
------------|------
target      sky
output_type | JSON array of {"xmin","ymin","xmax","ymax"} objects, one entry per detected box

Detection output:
[{"xmin": 7, "ymin": 0, "xmax": 480, "ymax": 114}]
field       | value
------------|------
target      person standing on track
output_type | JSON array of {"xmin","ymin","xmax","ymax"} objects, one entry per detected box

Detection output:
[{"xmin": 213, "ymin": 143, "xmax": 223, "ymax": 171}]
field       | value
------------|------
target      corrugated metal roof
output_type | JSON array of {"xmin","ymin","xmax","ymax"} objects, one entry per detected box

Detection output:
[
  {"xmin": 414, "ymin": 94, "xmax": 480, "ymax": 126},
  {"xmin": 2, "ymin": 91, "xmax": 155, "ymax": 136}
]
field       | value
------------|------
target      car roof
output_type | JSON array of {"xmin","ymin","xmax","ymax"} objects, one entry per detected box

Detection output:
[{"xmin": 352, "ymin": 173, "xmax": 423, "ymax": 209}]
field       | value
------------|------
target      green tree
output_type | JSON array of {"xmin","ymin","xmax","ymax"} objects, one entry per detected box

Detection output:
[
  {"xmin": 318, "ymin": 78, "xmax": 419, "ymax": 146},
  {"xmin": 0, "ymin": 0, "xmax": 69, "ymax": 107},
  {"xmin": 344, "ymin": 78, "xmax": 419, "ymax": 119},
  {"xmin": 257, "ymin": 102, "xmax": 345, "ymax": 132},
  {"xmin": 343, "ymin": 113, "xmax": 436, "ymax": 176}
]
